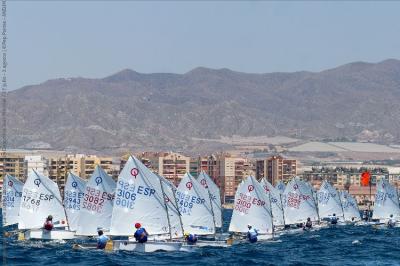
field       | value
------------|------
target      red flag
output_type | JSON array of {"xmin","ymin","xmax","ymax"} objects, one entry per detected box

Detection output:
[{"xmin": 361, "ymin": 171, "xmax": 370, "ymax": 186}]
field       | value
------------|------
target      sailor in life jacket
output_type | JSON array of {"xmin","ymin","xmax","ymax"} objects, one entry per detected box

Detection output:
[
  {"xmin": 331, "ymin": 213, "xmax": 338, "ymax": 225},
  {"xmin": 362, "ymin": 210, "xmax": 369, "ymax": 221},
  {"xmin": 184, "ymin": 232, "xmax": 198, "ymax": 245},
  {"xmin": 43, "ymin": 215, "xmax": 54, "ymax": 231},
  {"xmin": 305, "ymin": 217, "xmax": 312, "ymax": 229},
  {"xmin": 134, "ymin": 223, "xmax": 148, "ymax": 243},
  {"xmin": 247, "ymin": 224, "xmax": 258, "ymax": 243},
  {"xmin": 97, "ymin": 230, "xmax": 110, "ymax": 249},
  {"xmin": 387, "ymin": 214, "xmax": 396, "ymax": 228}
]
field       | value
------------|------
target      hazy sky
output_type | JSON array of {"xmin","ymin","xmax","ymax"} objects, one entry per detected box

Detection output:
[{"xmin": 8, "ymin": 1, "xmax": 400, "ymax": 90}]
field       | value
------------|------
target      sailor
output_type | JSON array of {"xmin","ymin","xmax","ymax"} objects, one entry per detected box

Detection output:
[
  {"xmin": 184, "ymin": 232, "xmax": 198, "ymax": 245},
  {"xmin": 97, "ymin": 230, "xmax": 109, "ymax": 249},
  {"xmin": 362, "ymin": 210, "xmax": 369, "ymax": 221},
  {"xmin": 331, "ymin": 213, "xmax": 338, "ymax": 225},
  {"xmin": 247, "ymin": 224, "xmax": 258, "ymax": 243},
  {"xmin": 305, "ymin": 217, "xmax": 312, "ymax": 229},
  {"xmin": 43, "ymin": 215, "xmax": 54, "ymax": 231},
  {"xmin": 387, "ymin": 214, "xmax": 396, "ymax": 228},
  {"xmin": 134, "ymin": 223, "xmax": 148, "ymax": 243}
]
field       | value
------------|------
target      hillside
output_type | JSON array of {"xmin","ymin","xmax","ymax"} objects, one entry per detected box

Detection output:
[{"xmin": 7, "ymin": 59, "xmax": 400, "ymax": 154}]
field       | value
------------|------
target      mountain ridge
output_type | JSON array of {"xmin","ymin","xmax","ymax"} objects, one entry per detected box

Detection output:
[{"xmin": 7, "ymin": 59, "xmax": 400, "ymax": 154}]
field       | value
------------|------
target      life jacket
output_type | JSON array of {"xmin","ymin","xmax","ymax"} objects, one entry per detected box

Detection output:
[
  {"xmin": 97, "ymin": 235, "xmax": 109, "ymax": 249},
  {"xmin": 187, "ymin": 234, "xmax": 198, "ymax": 244},
  {"xmin": 134, "ymin": 228, "xmax": 148, "ymax": 243},
  {"xmin": 305, "ymin": 221, "xmax": 312, "ymax": 228},
  {"xmin": 331, "ymin": 217, "xmax": 338, "ymax": 224},
  {"xmin": 388, "ymin": 219, "xmax": 396, "ymax": 228},
  {"xmin": 44, "ymin": 221, "xmax": 54, "ymax": 231},
  {"xmin": 247, "ymin": 228, "xmax": 258, "ymax": 242}
]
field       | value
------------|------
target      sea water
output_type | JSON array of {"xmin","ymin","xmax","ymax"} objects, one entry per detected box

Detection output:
[{"xmin": 2, "ymin": 210, "xmax": 400, "ymax": 265}]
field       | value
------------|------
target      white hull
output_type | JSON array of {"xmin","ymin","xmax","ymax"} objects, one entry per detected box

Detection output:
[
  {"xmin": 194, "ymin": 239, "xmax": 232, "ymax": 247},
  {"xmin": 112, "ymin": 240, "xmax": 182, "ymax": 252},
  {"xmin": 258, "ymin": 234, "xmax": 274, "ymax": 241},
  {"xmin": 21, "ymin": 229, "xmax": 77, "ymax": 240}
]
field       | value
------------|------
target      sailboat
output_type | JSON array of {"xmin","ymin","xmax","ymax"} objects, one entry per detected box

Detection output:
[
  {"xmin": 194, "ymin": 171, "xmax": 232, "ymax": 247},
  {"xmin": 176, "ymin": 173, "xmax": 215, "ymax": 235},
  {"xmin": 64, "ymin": 172, "xmax": 87, "ymax": 232},
  {"xmin": 283, "ymin": 177, "xmax": 319, "ymax": 227},
  {"xmin": 317, "ymin": 180, "xmax": 344, "ymax": 222},
  {"xmin": 260, "ymin": 178, "xmax": 285, "ymax": 229},
  {"xmin": 109, "ymin": 155, "xmax": 182, "ymax": 252},
  {"xmin": 76, "ymin": 166, "xmax": 116, "ymax": 236},
  {"xmin": 229, "ymin": 176, "xmax": 274, "ymax": 241},
  {"xmin": 197, "ymin": 171, "xmax": 223, "ymax": 230},
  {"xmin": 339, "ymin": 191, "xmax": 361, "ymax": 222},
  {"xmin": 2, "ymin": 174, "xmax": 23, "ymax": 227},
  {"xmin": 18, "ymin": 170, "xmax": 74, "ymax": 240},
  {"xmin": 372, "ymin": 179, "xmax": 400, "ymax": 224}
]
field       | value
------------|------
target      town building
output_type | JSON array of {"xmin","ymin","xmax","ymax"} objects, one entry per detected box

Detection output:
[
  {"xmin": 0, "ymin": 151, "xmax": 26, "ymax": 181},
  {"xmin": 25, "ymin": 155, "xmax": 49, "ymax": 176},
  {"xmin": 256, "ymin": 155, "xmax": 297, "ymax": 185},
  {"xmin": 48, "ymin": 154, "xmax": 115, "ymax": 193},
  {"xmin": 158, "ymin": 152, "xmax": 190, "ymax": 185}
]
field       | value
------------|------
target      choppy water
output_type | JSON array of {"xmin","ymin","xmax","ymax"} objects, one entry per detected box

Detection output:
[{"xmin": 2, "ymin": 209, "xmax": 400, "ymax": 266}]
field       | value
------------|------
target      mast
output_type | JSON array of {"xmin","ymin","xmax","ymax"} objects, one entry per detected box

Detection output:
[
  {"xmin": 338, "ymin": 190, "xmax": 346, "ymax": 222},
  {"xmin": 208, "ymin": 190, "xmax": 217, "ymax": 238},
  {"xmin": 170, "ymin": 185, "xmax": 185, "ymax": 237},
  {"xmin": 369, "ymin": 176, "xmax": 372, "ymax": 222},
  {"xmin": 267, "ymin": 187, "xmax": 275, "ymax": 239},
  {"xmin": 62, "ymin": 172, "xmax": 74, "ymax": 231},
  {"xmin": 159, "ymin": 176, "xmax": 172, "ymax": 241},
  {"xmin": 312, "ymin": 186, "xmax": 321, "ymax": 223},
  {"xmin": 201, "ymin": 171, "xmax": 218, "ymax": 236},
  {"xmin": 307, "ymin": 179, "xmax": 320, "ymax": 223},
  {"xmin": 279, "ymin": 193, "xmax": 286, "ymax": 227}
]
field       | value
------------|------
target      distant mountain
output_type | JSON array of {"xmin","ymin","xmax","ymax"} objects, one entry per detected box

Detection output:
[{"xmin": 7, "ymin": 59, "xmax": 400, "ymax": 154}]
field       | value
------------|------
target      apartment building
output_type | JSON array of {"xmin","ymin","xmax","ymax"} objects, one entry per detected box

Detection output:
[
  {"xmin": 256, "ymin": 155, "xmax": 297, "ymax": 185},
  {"xmin": 48, "ymin": 154, "xmax": 114, "ymax": 193},
  {"xmin": 215, "ymin": 154, "xmax": 247, "ymax": 203},
  {"xmin": 120, "ymin": 152, "xmax": 163, "ymax": 174},
  {"xmin": 0, "ymin": 151, "xmax": 26, "ymax": 181},
  {"xmin": 158, "ymin": 152, "xmax": 190, "ymax": 185},
  {"xmin": 25, "ymin": 155, "xmax": 49, "ymax": 176}
]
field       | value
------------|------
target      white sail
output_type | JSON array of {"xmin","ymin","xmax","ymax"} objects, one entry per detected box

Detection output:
[
  {"xmin": 372, "ymin": 179, "xmax": 400, "ymax": 220},
  {"xmin": 158, "ymin": 174, "xmax": 184, "ymax": 238},
  {"xmin": 2, "ymin": 175, "xmax": 24, "ymax": 226},
  {"xmin": 275, "ymin": 181, "xmax": 286, "ymax": 195},
  {"xmin": 260, "ymin": 178, "xmax": 285, "ymax": 226},
  {"xmin": 283, "ymin": 177, "xmax": 319, "ymax": 225},
  {"xmin": 110, "ymin": 156, "xmax": 180, "ymax": 237},
  {"xmin": 18, "ymin": 171, "xmax": 67, "ymax": 230},
  {"xmin": 197, "ymin": 171, "xmax": 222, "ymax": 228},
  {"xmin": 76, "ymin": 166, "xmax": 116, "ymax": 235},
  {"xmin": 229, "ymin": 176, "xmax": 273, "ymax": 234},
  {"xmin": 64, "ymin": 172, "xmax": 87, "ymax": 231},
  {"xmin": 339, "ymin": 191, "xmax": 361, "ymax": 221},
  {"xmin": 176, "ymin": 173, "xmax": 215, "ymax": 235},
  {"xmin": 317, "ymin": 180, "xmax": 344, "ymax": 219}
]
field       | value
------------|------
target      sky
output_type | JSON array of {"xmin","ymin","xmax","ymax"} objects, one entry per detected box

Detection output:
[{"xmin": 7, "ymin": 1, "xmax": 400, "ymax": 90}]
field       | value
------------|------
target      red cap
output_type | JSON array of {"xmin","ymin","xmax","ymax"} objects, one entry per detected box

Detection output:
[{"xmin": 135, "ymin": 223, "xmax": 141, "ymax": 229}]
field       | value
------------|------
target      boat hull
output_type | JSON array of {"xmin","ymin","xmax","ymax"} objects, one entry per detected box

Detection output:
[
  {"xmin": 20, "ymin": 229, "xmax": 77, "ymax": 240},
  {"xmin": 194, "ymin": 239, "xmax": 232, "ymax": 247},
  {"xmin": 112, "ymin": 240, "xmax": 182, "ymax": 252}
]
